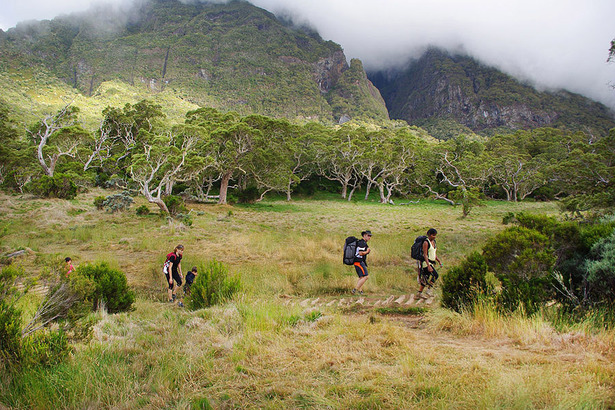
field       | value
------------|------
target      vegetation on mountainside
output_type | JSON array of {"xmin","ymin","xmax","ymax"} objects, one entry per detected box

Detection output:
[
  {"xmin": 0, "ymin": 0, "xmax": 388, "ymax": 124},
  {"xmin": 372, "ymin": 48, "xmax": 615, "ymax": 138}
]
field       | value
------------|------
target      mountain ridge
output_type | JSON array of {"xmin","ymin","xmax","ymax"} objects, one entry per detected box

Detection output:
[
  {"xmin": 0, "ymin": 0, "xmax": 388, "ymax": 124},
  {"xmin": 370, "ymin": 48, "xmax": 615, "ymax": 138}
]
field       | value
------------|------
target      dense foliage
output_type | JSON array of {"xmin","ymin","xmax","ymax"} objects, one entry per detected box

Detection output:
[
  {"xmin": 1, "ymin": 97, "xmax": 614, "ymax": 216},
  {"xmin": 187, "ymin": 260, "xmax": 240, "ymax": 310},
  {"xmin": 76, "ymin": 262, "xmax": 135, "ymax": 314},
  {"xmin": 443, "ymin": 213, "xmax": 615, "ymax": 315},
  {"xmin": 441, "ymin": 251, "xmax": 490, "ymax": 312}
]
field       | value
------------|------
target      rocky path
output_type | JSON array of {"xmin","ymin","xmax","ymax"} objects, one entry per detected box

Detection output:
[{"xmin": 280, "ymin": 292, "xmax": 436, "ymax": 309}]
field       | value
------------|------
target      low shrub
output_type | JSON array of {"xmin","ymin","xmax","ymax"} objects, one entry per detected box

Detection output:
[
  {"xmin": 483, "ymin": 226, "xmax": 555, "ymax": 314},
  {"xmin": 93, "ymin": 196, "xmax": 106, "ymax": 210},
  {"xmin": 76, "ymin": 262, "xmax": 135, "ymax": 313},
  {"xmin": 20, "ymin": 329, "xmax": 71, "ymax": 368},
  {"xmin": 187, "ymin": 260, "xmax": 240, "ymax": 310},
  {"xmin": 175, "ymin": 213, "xmax": 193, "ymax": 226},
  {"xmin": 0, "ymin": 300, "xmax": 22, "ymax": 367},
  {"xmin": 163, "ymin": 195, "xmax": 186, "ymax": 216},
  {"xmin": 26, "ymin": 173, "xmax": 78, "ymax": 199},
  {"xmin": 441, "ymin": 252, "xmax": 490, "ymax": 313},
  {"xmin": 102, "ymin": 191, "xmax": 133, "ymax": 213},
  {"xmin": 585, "ymin": 231, "xmax": 615, "ymax": 305},
  {"xmin": 135, "ymin": 205, "xmax": 150, "ymax": 216}
]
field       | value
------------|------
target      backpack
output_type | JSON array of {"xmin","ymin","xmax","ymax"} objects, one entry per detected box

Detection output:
[
  {"xmin": 163, "ymin": 252, "xmax": 175, "ymax": 274},
  {"xmin": 411, "ymin": 235, "xmax": 428, "ymax": 261},
  {"xmin": 343, "ymin": 236, "xmax": 358, "ymax": 265}
]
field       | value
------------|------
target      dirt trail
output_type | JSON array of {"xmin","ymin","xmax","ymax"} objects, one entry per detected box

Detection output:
[{"xmin": 279, "ymin": 293, "xmax": 614, "ymax": 370}]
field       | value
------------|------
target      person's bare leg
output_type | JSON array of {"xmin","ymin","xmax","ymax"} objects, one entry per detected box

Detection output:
[{"xmin": 356, "ymin": 276, "xmax": 368, "ymax": 291}]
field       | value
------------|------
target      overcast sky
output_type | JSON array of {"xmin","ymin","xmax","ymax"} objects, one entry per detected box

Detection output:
[{"xmin": 1, "ymin": 0, "xmax": 614, "ymax": 108}]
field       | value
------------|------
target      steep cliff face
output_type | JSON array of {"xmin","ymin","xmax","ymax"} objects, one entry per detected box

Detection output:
[
  {"xmin": 371, "ymin": 48, "xmax": 615, "ymax": 138},
  {"xmin": 0, "ymin": 0, "xmax": 388, "ymax": 123}
]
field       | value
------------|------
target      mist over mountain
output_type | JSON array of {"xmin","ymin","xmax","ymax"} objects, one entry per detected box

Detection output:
[{"xmin": 0, "ymin": 0, "xmax": 613, "ymax": 137}]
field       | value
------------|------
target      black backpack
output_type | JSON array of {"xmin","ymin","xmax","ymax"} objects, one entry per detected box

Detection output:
[
  {"xmin": 343, "ymin": 236, "xmax": 358, "ymax": 265},
  {"xmin": 411, "ymin": 235, "xmax": 428, "ymax": 261}
]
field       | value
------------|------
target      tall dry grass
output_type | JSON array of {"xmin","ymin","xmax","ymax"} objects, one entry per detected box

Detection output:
[{"xmin": 2, "ymin": 191, "xmax": 614, "ymax": 408}]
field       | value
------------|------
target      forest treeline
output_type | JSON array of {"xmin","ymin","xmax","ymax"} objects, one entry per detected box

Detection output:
[{"xmin": 0, "ymin": 99, "xmax": 613, "ymax": 216}]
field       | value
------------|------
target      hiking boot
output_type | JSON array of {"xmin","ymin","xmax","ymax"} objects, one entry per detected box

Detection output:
[
  {"xmin": 351, "ymin": 288, "xmax": 357, "ymax": 294},
  {"xmin": 168, "ymin": 299, "xmax": 174, "ymax": 303},
  {"xmin": 358, "ymin": 290, "xmax": 364, "ymax": 295},
  {"xmin": 178, "ymin": 301, "xmax": 184, "ymax": 308}
]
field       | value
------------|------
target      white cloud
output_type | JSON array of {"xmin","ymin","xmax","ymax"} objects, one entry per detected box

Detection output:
[
  {"xmin": 249, "ymin": 0, "xmax": 615, "ymax": 108},
  {"xmin": 1, "ymin": 0, "xmax": 614, "ymax": 108}
]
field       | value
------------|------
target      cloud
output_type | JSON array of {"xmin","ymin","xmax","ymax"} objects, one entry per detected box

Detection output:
[
  {"xmin": 1, "ymin": 0, "xmax": 614, "ymax": 108},
  {"xmin": 248, "ymin": 0, "xmax": 615, "ymax": 109}
]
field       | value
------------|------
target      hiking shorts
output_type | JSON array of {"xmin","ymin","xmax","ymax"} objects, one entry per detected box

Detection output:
[
  {"xmin": 165, "ymin": 270, "xmax": 183, "ymax": 290},
  {"xmin": 419, "ymin": 266, "xmax": 438, "ymax": 287},
  {"xmin": 354, "ymin": 261, "xmax": 369, "ymax": 278}
]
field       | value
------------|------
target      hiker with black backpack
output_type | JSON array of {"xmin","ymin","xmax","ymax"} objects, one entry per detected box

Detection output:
[
  {"xmin": 412, "ymin": 228, "xmax": 443, "ymax": 299},
  {"xmin": 164, "ymin": 244, "xmax": 184, "ymax": 304},
  {"xmin": 351, "ymin": 230, "xmax": 372, "ymax": 295}
]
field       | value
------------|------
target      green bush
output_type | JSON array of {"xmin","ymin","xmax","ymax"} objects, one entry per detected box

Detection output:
[
  {"xmin": 20, "ymin": 329, "xmax": 71, "ymax": 368},
  {"xmin": 175, "ymin": 213, "xmax": 193, "ymax": 226},
  {"xmin": 135, "ymin": 205, "xmax": 150, "ymax": 216},
  {"xmin": 163, "ymin": 195, "xmax": 187, "ymax": 216},
  {"xmin": 237, "ymin": 186, "xmax": 260, "ymax": 204},
  {"xmin": 441, "ymin": 252, "xmax": 490, "ymax": 313},
  {"xmin": 187, "ymin": 260, "xmax": 240, "ymax": 310},
  {"xmin": 102, "ymin": 191, "xmax": 133, "ymax": 213},
  {"xmin": 483, "ymin": 226, "xmax": 556, "ymax": 314},
  {"xmin": 26, "ymin": 173, "xmax": 78, "ymax": 199},
  {"xmin": 93, "ymin": 196, "xmax": 106, "ymax": 210},
  {"xmin": 76, "ymin": 262, "xmax": 135, "ymax": 313},
  {"xmin": 0, "ymin": 300, "xmax": 22, "ymax": 368},
  {"xmin": 585, "ymin": 231, "xmax": 615, "ymax": 304}
]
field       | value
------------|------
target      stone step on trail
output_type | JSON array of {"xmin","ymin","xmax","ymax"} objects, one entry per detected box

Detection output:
[{"xmin": 394, "ymin": 295, "xmax": 407, "ymax": 305}]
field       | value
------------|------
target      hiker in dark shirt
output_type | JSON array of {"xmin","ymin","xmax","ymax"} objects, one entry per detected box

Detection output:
[
  {"xmin": 164, "ymin": 244, "xmax": 184, "ymax": 303},
  {"xmin": 352, "ymin": 230, "xmax": 372, "ymax": 295},
  {"xmin": 184, "ymin": 266, "xmax": 197, "ymax": 297}
]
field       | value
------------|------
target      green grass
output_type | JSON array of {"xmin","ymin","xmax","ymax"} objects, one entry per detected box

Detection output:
[{"xmin": 2, "ymin": 190, "xmax": 614, "ymax": 408}]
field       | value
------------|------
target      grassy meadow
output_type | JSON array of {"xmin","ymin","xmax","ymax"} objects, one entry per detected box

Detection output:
[{"xmin": 1, "ymin": 189, "xmax": 614, "ymax": 409}]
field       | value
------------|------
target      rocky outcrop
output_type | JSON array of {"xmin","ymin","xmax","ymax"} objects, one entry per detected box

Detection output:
[
  {"xmin": 313, "ymin": 51, "xmax": 347, "ymax": 93},
  {"xmin": 371, "ymin": 48, "xmax": 615, "ymax": 137}
]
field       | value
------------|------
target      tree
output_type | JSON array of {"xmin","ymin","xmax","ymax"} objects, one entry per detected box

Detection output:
[
  {"xmin": 319, "ymin": 125, "xmax": 363, "ymax": 200},
  {"xmin": 419, "ymin": 135, "xmax": 490, "ymax": 212},
  {"xmin": 27, "ymin": 104, "xmax": 88, "ymax": 177},
  {"xmin": 210, "ymin": 120, "xmax": 261, "ymax": 205},
  {"xmin": 88, "ymin": 100, "xmax": 166, "ymax": 177},
  {"xmin": 486, "ymin": 133, "xmax": 547, "ymax": 201},
  {"xmin": 129, "ymin": 130, "xmax": 204, "ymax": 213}
]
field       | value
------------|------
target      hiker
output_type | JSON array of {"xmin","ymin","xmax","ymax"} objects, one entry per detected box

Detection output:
[
  {"xmin": 164, "ymin": 244, "xmax": 184, "ymax": 303},
  {"xmin": 184, "ymin": 266, "xmax": 197, "ymax": 297},
  {"xmin": 65, "ymin": 257, "xmax": 75, "ymax": 276},
  {"xmin": 352, "ymin": 230, "xmax": 372, "ymax": 295},
  {"xmin": 416, "ymin": 228, "xmax": 443, "ymax": 299}
]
